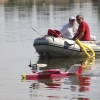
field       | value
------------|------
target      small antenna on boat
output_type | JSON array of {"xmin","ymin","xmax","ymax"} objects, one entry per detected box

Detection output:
[{"xmin": 32, "ymin": 28, "xmax": 43, "ymax": 36}]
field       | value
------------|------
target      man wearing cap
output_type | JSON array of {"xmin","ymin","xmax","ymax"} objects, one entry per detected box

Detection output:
[
  {"xmin": 60, "ymin": 16, "xmax": 78, "ymax": 39},
  {"xmin": 72, "ymin": 14, "xmax": 90, "ymax": 41}
]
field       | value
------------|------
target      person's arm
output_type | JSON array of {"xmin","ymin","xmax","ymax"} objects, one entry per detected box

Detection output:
[
  {"xmin": 72, "ymin": 32, "xmax": 84, "ymax": 40},
  {"xmin": 77, "ymin": 32, "xmax": 84, "ymax": 40},
  {"xmin": 72, "ymin": 33, "xmax": 78, "ymax": 40}
]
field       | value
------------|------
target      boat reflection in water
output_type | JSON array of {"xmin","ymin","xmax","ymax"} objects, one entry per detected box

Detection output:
[
  {"xmin": 37, "ymin": 57, "xmax": 95, "ymax": 70},
  {"xmin": 22, "ymin": 57, "xmax": 96, "ymax": 100}
]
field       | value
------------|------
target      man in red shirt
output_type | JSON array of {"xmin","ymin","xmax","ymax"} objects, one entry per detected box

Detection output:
[{"xmin": 73, "ymin": 14, "xmax": 90, "ymax": 41}]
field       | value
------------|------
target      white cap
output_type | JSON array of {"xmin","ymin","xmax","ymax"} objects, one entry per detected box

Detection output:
[{"xmin": 69, "ymin": 16, "xmax": 75, "ymax": 20}]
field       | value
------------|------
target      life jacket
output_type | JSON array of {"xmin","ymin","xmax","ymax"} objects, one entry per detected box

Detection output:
[{"xmin": 47, "ymin": 29, "xmax": 62, "ymax": 37}]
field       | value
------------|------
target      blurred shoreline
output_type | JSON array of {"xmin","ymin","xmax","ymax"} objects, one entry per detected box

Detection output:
[{"xmin": 0, "ymin": 0, "xmax": 93, "ymax": 4}]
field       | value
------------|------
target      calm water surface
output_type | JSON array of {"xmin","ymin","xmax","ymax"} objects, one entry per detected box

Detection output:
[{"xmin": 0, "ymin": 0, "xmax": 100, "ymax": 100}]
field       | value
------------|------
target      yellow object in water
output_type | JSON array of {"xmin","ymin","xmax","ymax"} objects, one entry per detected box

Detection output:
[
  {"xmin": 21, "ymin": 74, "xmax": 26, "ymax": 82},
  {"xmin": 76, "ymin": 39, "xmax": 95, "ymax": 58},
  {"xmin": 82, "ymin": 57, "xmax": 95, "ymax": 69}
]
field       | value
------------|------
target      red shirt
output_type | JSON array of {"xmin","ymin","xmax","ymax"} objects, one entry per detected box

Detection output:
[{"xmin": 77, "ymin": 21, "xmax": 90, "ymax": 41}]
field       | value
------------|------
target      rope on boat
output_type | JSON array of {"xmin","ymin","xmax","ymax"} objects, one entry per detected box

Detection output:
[{"xmin": 75, "ymin": 39, "xmax": 95, "ymax": 58}]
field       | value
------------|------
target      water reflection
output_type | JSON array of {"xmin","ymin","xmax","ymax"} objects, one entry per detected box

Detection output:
[
  {"xmin": 22, "ymin": 57, "xmax": 96, "ymax": 100},
  {"xmin": 37, "ymin": 57, "xmax": 95, "ymax": 71},
  {"xmin": 29, "ymin": 76, "xmax": 91, "ymax": 100}
]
